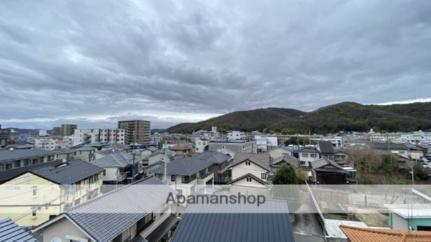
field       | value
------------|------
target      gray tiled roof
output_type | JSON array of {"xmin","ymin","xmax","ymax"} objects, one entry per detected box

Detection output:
[
  {"xmin": 171, "ymin": 209, "xmax": 294, "ymax": 242},
  {"xmin": 93, "ymin": 152, "xmax": 133, "ymax": 168},
  {"xmin": 154, "ymin": 152, "xmax": 230, "ymax": 176},
  {"xmin": 0, "ymin": 149, "xmax": 54, "ymax": 162},
  {"xmin": 318, "ymin": 141, "xmax": 335, "ymax": 154},
  {"xmin": 0, "ymin": 218, "xmax": 37, "ymax": 242},
  {"xmin": 64, "ymin": 177, "xmax": 171, "ymax": 242},
  {"xmin": 31, "ymin": 159, "xmax": 104, "ymax": 184},
  {"xmin": 311, "ymin": 158, "xmax": 348, "ymax": 173},
  {"xmin": 0, "ymin": 160, "xmax": 63, "ymax": 184},
  {"xmin": 229, "ymin": 153, "xmax": 272, "ymax": 171}
]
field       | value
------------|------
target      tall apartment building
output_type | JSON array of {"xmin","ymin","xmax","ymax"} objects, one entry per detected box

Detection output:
[
  {"xmin": 118, "ymin": 120, "xmax": 150, "ymax": 144},
  {"xmin": 0, "ymin": 124, "xmax": 11, "ymax": 148},
  {"xmin": 72, "ymin": 128, "xmax": 125, "ymax": 146},
  {"xmin": 61, "ymin": 124, "xmax": 77, "ymax": 136}
]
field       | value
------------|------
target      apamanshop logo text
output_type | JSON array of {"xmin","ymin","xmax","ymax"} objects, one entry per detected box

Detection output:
[{"xmin": 166, "ymin": 192, "xmax": 266, "ymax": 207}]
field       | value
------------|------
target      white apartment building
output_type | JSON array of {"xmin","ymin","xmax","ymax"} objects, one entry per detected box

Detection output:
[
  {"xmin": 254, "ymin": 135, "xmax": 278, "ymax": 152},
  {"xmin": 34, "ymin": 137, "xmax": 58, "ymax": 150},
  {"xmin": 34, "ymin": 137, "xmax": 74, "ymax": 150},
  {"xmin": 72, "ymin": 128, "xmax": 125, "ymax": 146}
]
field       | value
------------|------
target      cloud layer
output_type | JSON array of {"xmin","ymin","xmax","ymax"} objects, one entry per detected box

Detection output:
[{"xmin": 1, "ymin": 0, "xmax": 431, "ymax": 129}]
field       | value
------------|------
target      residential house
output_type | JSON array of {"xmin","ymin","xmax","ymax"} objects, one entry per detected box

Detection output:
[
  {"xmin": 93, "ymin": 151, "xmax": 142, "ymax": 183},
  {"xmin": 153, "ymin": 152, "xmax": 230, "ymax": 196},
  {"xmin": 269, "ymin": 147, "xmax": 293, "ymax": 160},
  {"xmin": 192, "ymin": 137, "xmax": 208, "ymax": 153},
  {"xmin": 299, "ymin": 147, "xmax": 320, "ymax": 167},
  {"xmin": 0, "ymin": 125, "xmax": 11, "ymax": 148},
  {"xmin": 310, "ymin": 158, "xmax": 356, "ymax": 184},
  {"xmin": 0, "ymin": 218, "xmax": 37, "ymax": 242},
  {"xmin": 318, "ymin": 141, "xmax": 335, "ymax": 161},
  {"xmin": 227, "ymin": 153, "xmax": 272, "ymax": 187},
  {"xmin": 387, "ymin": 204, "xmax": 431, "ymax": 231},
  {"xmin": 168, "ymin": 144, "xmax": 194, "ymax": 156},
  {"xmin": 33, "ymin": 177, "xmax": 177, "ymax": 242},
  {"xmin": 0, "ymin": 160, "xmax": 104, "ymax": 227},
  {"xmin": 340, "ymin": 225, "xmax": 431, "ymax": 242}
]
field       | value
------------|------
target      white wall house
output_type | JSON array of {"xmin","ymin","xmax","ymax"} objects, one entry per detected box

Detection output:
[
  {"xmin": 299, "ymin": 147, "xmax": 320, "ymax": 167},
  {"xmin": 227, "ymin": 131, "xmax": 246, "ymax": 141},
  {"xmin": 193, "ymin": 137, "xmax": 208, "ymax": 153},
  {"xmin": 228, "ymin": 153, "xmax": 271, "ymax": 188},
  {"xmin": 72, "ymin": 128, "xmax": 125, "ymax": 146}
]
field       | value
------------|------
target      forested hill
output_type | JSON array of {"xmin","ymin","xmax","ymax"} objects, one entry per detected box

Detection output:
[{"xmin": 167, "ymin": 102, "xmax": 431, "ymax": 134}]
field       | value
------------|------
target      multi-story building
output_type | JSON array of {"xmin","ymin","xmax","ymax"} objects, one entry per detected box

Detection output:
[
  {"xmin": 227, "ymin": 131, "xmax": 246, "ymax": 141},
  {"xmin": 72, "ymin": 128, "xmax": 125, "ymax": 146},
  {"xmin": 118, "ymin": 120, "xmax": 151, "ymax": 144},
  {"xmin": 0, "ymin": 124, "xmax": 11, "ymax": 148},
  {"xmin": 254, "ymin": 135, "xmax": 278, "ymax": 152},
  {"xmin": 0, "ymin": 148, "xmax": 96, "ymax": 172},
  {"xmin": 208, "ymin": 140, "xmax": 257, "ymax": 157},
  {"xmin": 33, "ymin": 137, "xmax": 58, "ymax": 150},
  {"xmin": 60, "ymin": 124, "xmax": 77, "ymax": 136},
  {"xmin": 0, "ymin": 159, "xmax": 104, "ymax": 227}
]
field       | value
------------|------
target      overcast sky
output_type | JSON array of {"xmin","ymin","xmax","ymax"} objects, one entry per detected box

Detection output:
[{"xmin": 1, "ymin": 0, "xmax": 431, "ymax": 129}]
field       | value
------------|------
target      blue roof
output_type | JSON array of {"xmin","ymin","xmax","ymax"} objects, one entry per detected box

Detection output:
[
  {"xmin": 0, "ymin": 218, "xmax": 37, "ymax": 242},
  {"xmin": 171, "ymin": 212, "xmax": 295, "ymax": 242}
]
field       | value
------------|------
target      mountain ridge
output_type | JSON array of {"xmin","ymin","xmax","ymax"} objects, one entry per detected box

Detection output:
[{"xmin": 167, "ymin": 102, "xmax": 431, "ymax": 134}]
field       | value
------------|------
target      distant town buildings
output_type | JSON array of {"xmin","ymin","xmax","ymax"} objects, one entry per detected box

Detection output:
[{"xmin": 118, "ymin": 120, "xmax": 151, "ymax": 144}]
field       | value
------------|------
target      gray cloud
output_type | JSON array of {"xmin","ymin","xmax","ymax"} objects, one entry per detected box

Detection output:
[{"xmin": 1, "ymin": 0, "xmax": 431, "ymax": 129}]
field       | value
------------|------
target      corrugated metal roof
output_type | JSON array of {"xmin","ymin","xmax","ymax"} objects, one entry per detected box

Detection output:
[
  {"xmin": 0, "ymin": 218, "xmax": 37, "ymax": 242},
  {"xmin": 0, "ymin": 149, "xmax": 54, "ymax": 162},
  {"xmin": 171, "ymin": 211, "xmax": 294, "ymax": 242},
  {"xmin": 0, "ymin": 160, "xmax": 63, "ymax": 184},
  {"xmin": 31, "ymin": 159, "xmax": 104, "ymax": 184},
  {"xmin": 92, "ymin": 152, "xmax": 133, "ymax": 168},
  {"xmin": 63, "ymin": 177, "xmax": 172, "ymax": 242},
  {"xmin": 318, "ymin": 141, "xmax": 335, "ymax": 154}
]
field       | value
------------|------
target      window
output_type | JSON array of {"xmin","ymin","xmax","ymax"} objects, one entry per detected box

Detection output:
[
  {"xmin": 245, "ymin": 160, "xmax": 251, "ymax": 166},
  {"xmin": 261, "ymin": 173, "xmax": 267, "ymax": 180},
  {"xmin": 171, "ymin": 175, "xmax": 176, "ymax": 182},
  {"xmin": 246, "ymin": 177, "xmax": 252, "ymax": 182},
  {"xmin": 32, "ymin": 186, "xmax": 37, "ymax": 196},
  {"xmin": 32, "ymin": 209, "xmax": 36, "ymax": 217},
  {"xmin": 302, "ymin": 153, "xmax": 309, "ymax": 158},
  {"xmin": 310, "ymin": 154, "xmax": 316, "ymax": 158}
]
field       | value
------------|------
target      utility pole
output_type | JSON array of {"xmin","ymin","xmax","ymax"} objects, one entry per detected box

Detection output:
[{"xmin": 131, "ymin": 152, "xmax": 136, "ymax": 183}]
